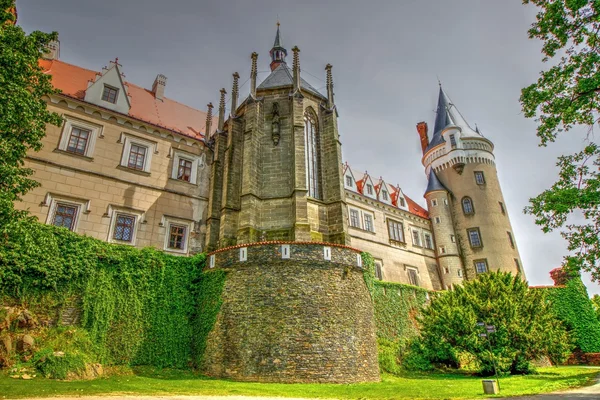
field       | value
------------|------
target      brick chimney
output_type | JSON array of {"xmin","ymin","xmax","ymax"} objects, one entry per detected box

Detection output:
[
  {"xmin": 152, "ymin": 74, "xmax": 167, "ymax": 100},
  {"xmin": 42, "ymin": 40, "xmax": 60, "ymax": 60},
  {"xmin": 416, "ymin": 122, "xmax": 429, "ymax": 154}
]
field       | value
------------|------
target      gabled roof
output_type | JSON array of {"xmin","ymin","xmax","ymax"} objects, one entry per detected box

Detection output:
[
  {"xmin": 424, "ymin": 169, "xmax": 449, "ymax": 195},
  {"xmin": 257, "ymin": 63, "xmax": 326, "ymax": 99},
  {"xmin": 343, "ymin": 163, "xmax": 429, "ymax": 219},
  {"xmin": 40, "ymin": 59, "xmax": 216, "ymax": 140}
]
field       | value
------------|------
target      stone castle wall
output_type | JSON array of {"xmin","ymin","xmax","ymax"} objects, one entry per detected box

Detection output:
[{"xmin": 202, "ymin": 243, "xmax": 380, "ymax": 383}]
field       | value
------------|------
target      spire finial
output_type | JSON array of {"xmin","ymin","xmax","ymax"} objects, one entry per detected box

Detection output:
[
  {"xmin": 231, "ymin": 72, "xmax": 240, "ymax": 117},
  {"xmin": 437, "ymin": 76, "xmax": 442, "ymax": 87},
  {"xmin": 250, "ymin": 52, "xmax": 258, "ymax": 98},
  {"xmin": 325, "ymin": 63, "xmax": 334, "ymax": 109},
  {"xmin": 270, "ymin": 22, "xmax": 287, "ymax": 71},
  {"xmin": 205, "ymin": 103, "xmax": 214, "ymax": 138},
  {"xmin": 292, "ymin": 46, "xmax": 301, "ymax": 92},
  {"xmin": 218, "ymin": 88, "xmax": 226, "ymax": 131}
]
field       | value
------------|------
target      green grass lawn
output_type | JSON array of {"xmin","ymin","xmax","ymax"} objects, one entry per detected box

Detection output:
[{"xmin": 0, "ymin": 366, "xmax": 598, "ymax": 399}]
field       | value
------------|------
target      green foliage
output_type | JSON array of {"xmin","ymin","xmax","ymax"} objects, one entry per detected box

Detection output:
[
  {"xmin": 543, "ymin": 275, "xmax": 600, "ymax": 352},
  {"xmin": 362, "ymin": 252, "xmax": 431, "ymax": 374},
  {"xmin": 416, "ymin": 272, "xmax": 571, "ymax": 376},
  {"xmin": 191, "ymin": 269, "xmax": 226, "ymax": 368},
  {"xmin": 32, "ymin": 349, "xmax": 86, "ymax": 380},
  {"xmin": 0, "ymin": 0, "xmax": 63, "ymax": 223},
  {"xmin": 0, "ymin": 218, "xmax": 221, "ymax": 369},
  {"xmin": 521, "ymin": 0, "xmax": 600, "ymax": 279},
  {"xmin": 592, "ymin": 294, "xmax": 600, "ymax": 320}
]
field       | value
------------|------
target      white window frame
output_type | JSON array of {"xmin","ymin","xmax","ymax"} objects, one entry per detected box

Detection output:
[
  {"xmin": 171, "ymin": 150, "xmax": 203, "ymax": 185},
  {"xmin": 406, "ymin": 266, "xmax": 419, "ymax": 286},
  {"xmin": 438, "ymin": 246, "xmax": 446, "ymax": 254},
  {"xmin": 162, "ymin": 216, "xmax": 193, "ymax": 254},
  {"xmin": 431, "ymin": 199, "xmax": 438, "ymax": 207},
  {"xmin": 411, "ymin": 227, "xmax": 422, "ymax": 247},
  {"xmin": 435, "ymin": 216, "xmax": 441, "ymax": 224},
  {"xmin": 44, "ymin": 193, "xmax": 90, "ymax": 232},
  {"xmin": 119, "ymin": 133, "xmax": 157, "ymax": 173},
  {"xmin": 345, "ymin": 175, "xmax": 353, "ymax": 187},
  {"xmin": 423, "ymin": 230, "xmax": 434, "ymax": 249},
  {"xmin": 58, "ymin": 116, "xmax": 103, "ymax": 158},
  {"xmin": 348, "ymin": 207, "xmax": 375, "ymax": 232},
  {"xmin": 107, "ymin": 206, "xmax": 144, "ymax": 245},
  {"xmin": 363, "ymin": 212, "xmax": 375, "ymax": 232},
  {"xmin": 387, "ymin": 218, "xmax": 405, "ymax": 243},
  {"xmin": 349, "ymin": 208, "xmax": 361, "ymax": 228}
]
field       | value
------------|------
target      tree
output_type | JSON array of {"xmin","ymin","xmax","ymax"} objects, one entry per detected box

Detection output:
[
  {"xmin": 414, "ymin": 273, "xmax": 571, "ymax": 375},
  {"xmin": 521, "ymin": 1, "xmax": 600, "ymax": 279},
  {"xmin": 592, "ymin": 294, "xmax": 600, "ymax": 320},
  {"xmin": 0, "ymin": 0, "xmax": 62, "ymax": 224}
]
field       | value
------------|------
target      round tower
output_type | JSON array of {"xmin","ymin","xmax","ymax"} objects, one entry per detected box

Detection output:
[
  {"xmin": 418, "ymin": 87, "xmax": 524, "ymax": 281},
  {"xmin": 423, "ymin": 169, "xmax": 465, "ymax": 289}
]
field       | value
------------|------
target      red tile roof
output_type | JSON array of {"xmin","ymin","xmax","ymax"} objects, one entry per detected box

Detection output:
[{"xmin": 39, "ymin": 59, "xmax": 215, "ymax": 140}]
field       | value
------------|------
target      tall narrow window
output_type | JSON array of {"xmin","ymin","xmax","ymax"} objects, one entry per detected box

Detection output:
[
  {"xmin": 375, "ymin": 261, "xmax": 383, "ymax": 281},
  {"xmin": 411, "ymin": 229, "xmax": 422, "ymax": 247},
  {"xmin": 364, "ymin": 214, "xmax": 374, "ymax": 232},
  {"xmin": 467, "ymin": 228, "xmax": 482, "ymax": 248},
  {"xmin": 388, "ymin": 219, "xmax": 404, "ymax": 243},
  {"xmin": 407, "ymin": 267, "xmax": 419, "ymax": 286},
  {"xmin": 507, "ymin": 231, "xmax": 515, "ymax": 248},
  {"xmin": 366, "ymin": 184, "xmax": 373, "ymax": 195},
  {"xmin": 345, "ymin": 175, "xmax": 352, "ymax": 187},
  {"xmin": 462, "ymin": 197, "xmax": 474, "ymax": 215},
  {"xmin": 449, "ymin": 134, "xmax": 457, "ymax": 148},
  {"xmin": 349, "ymin": 209, "xmax": 360, "ymax": 228},
  {"xmin": 474, "ymin": 171, "xmax": 485, "ymax": 185},
  {"xmin": 499, "ymin": 202, "xmax": 506, "ymax": 215},
  {"xmin": 304, "ymin": 110, "xmax": 321, "ymax": 199},
  {"xmin": 382, "ymin": 190, "xmax": 388, "ymax": 201}
]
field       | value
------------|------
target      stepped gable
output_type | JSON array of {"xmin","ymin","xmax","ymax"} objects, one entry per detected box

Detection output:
[
  {"xmin": 343, "ymin": 163, "xmax": 428, "ymax": 219},
  {"xmin": 39, "ymin": 59, "xmax": 216, "ymax": 140}
]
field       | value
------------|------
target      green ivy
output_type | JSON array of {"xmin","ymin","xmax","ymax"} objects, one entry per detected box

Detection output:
[
  {"xmin": 361, "ymin": 252, "xmax": 430, "ymax": 373},
  {"xmin": 0, "ymin": 219, "xmax": 225, "ymax": 369},
  {"xmin": 543, "ymin": 276, "xmax": 600, "ymax": 353}
]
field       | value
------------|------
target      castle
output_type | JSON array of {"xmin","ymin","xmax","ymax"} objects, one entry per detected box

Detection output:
[{"xmin": 19, "ymin": 25, "xmax": 524, "ymax": 292}]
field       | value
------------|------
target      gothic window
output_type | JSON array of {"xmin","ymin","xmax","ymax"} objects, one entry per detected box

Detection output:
[
  {"xmin": 304, "ymin": 110, "xmax": 321, "ymax": 199},
  {"xmin": 462, "ymin": 197, "xmax": 474, "ymax": 215},
  {"xmin": 467, "ymin": 227, "xmax": 483, "ymax": 248}
]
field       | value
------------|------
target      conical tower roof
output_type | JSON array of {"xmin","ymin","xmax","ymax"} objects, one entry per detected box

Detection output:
[
  {"xmin": 424, "ymin": 169, "xmax": 449, "ymax": 196},
  {"xmin": 425, "ymin": 86, "xmax": 484, "ymax": 152}
]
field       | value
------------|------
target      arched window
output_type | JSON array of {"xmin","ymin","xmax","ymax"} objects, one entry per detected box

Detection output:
[
  {"xmin": 304, "ymin": 110, "xmax": 321, "ymax": 199},
  {"xmin": 462, "ymin": 197, "xmax": 474, "ymax": 215}
]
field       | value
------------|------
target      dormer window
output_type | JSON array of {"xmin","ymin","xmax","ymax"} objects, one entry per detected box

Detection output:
[
  {"xmin": 382, "ymin": 190, "xmax": 388, "ymax": 201},
  {"xmin": 366, "ymin": 184, "xmax": 373, "ymax": 195},
  {"xmin": 346, "ymin": 175, "xmax": 352, "ymax": 187},
  {"xmin": 399, "ymin": 197, "xmax": 406, "ymax": 207},
  {"xmin": 102, "ymin": 85, "xmax": 119, "ymax": 104},
  {"xmin": 449, "ymin": 134, "xmax": 457, "ymax": 148}
]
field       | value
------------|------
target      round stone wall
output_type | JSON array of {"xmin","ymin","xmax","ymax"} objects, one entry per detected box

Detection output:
[{"xmin": 202, "ymin": 242, "xmax": 380, "ymax": 383}]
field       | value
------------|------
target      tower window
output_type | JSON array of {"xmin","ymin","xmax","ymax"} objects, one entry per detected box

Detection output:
[
  {"xmin": 349, "ymin": 209, "xmax": 360, "ymax": 228},
  {"xmin": 474, "ymin": 259, "xmax": 488, "ymax": 274},
  {"xmin": 450, "ymin": 234, "xmax": 456, "ymax": 243},
  {"xmin": 467, "ymin": 228, "xmax": 482, "ymax": 248},
  {"xmin": 424, "ymin": 231, "xmax": 433, "ymax": 249},
  {"xmin": 499, "ymin": 202, "xmax": 506, "ymax": 215},
  {"xmin": 435, "ymin": 216, "xmax": 441, "ymax": 224},
  {"xmin": 304, "ymin": 110, "xmax": 321, "ymax": 199},
  {"xmin": 439, "ymin": 246, "xmax": 446, "ymax": 254},
  {"xmin": 449, "ymin": 134, "xmax": 457, "ymax": 148},
  {"xmin": 514, "ymin": 258, "xmax": 522, "ymax": 273},
  {"xmin": 364, "ymin": 213, "xmax": 374, "ymax": 232},
  {"xmin": 411, "ymin": 229, "xmax": 422, "ymax": 247},
  {"xmin": 507, "ymin": 231, "xmax": 515, "ymax": 248},
  {"xmin": 102, "ymin": 85, "xmax": 119, "ymax": 104},
  {"xmin": 462, "ymin": 197, "xmax": 474, "ymax": 215},
  {"xmin": 474, "ymin": 171, "xmax": 486, "ymax": 185},
  {"xmin": 387, "ymin": 219, "xmax": 405, "ymax": 243},
  {"xmin": 457, "ymin": 269, "xmax": 463, "ymax": 277},
  {"xmin": 431, "ymin": 199, "xmax": 438, "ymax": 207}
]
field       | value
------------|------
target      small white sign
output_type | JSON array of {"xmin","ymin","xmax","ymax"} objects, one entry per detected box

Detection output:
[
  {"xmin": 356, "ymin": 253, "xmax": 363, "ymax": 268},
  {"xmin": 209, "ymin": 254, "xmax": 215, "ymax": 268},
  {"xmin": 281, "ymin": 244, "xmax": 290, "ymax": 259},
  {"xmin": 323, "ymin": 246, "xmax": 331, "ymax": 261},
  {"xmin": 240, "ymin": 247, "xmax": 247, "ymax": 262}
]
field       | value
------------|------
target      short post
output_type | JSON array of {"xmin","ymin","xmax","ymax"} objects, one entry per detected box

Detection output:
[{"xmin": 477, "ymin": 321, "xmax": 500, "ymax": 393}]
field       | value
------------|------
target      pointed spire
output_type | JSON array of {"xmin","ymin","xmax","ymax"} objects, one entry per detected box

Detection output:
[
  {"xmin": 269, "ymin": 21, "xmax": 287, "ymax": 71},
  {"xmin": 325, "ymin": 64, "xmax": 334, "ymax": 108},
  {"xmin": 250, "ymin": 52, "xmax": 258, "ymax": 98},
  {"xmin": 205, "ymin": 102, "xmax": 213, "ymax": 138},
  {"xmin": 424, "ymin": 169, "xmax": 449, "ymax": 196},
  {"xmin": 292, "ymin": 46, "xmax": 301, "ymax": 92},
  {"xmin": 433, "ymin": 86, "xmax": 452, "ymax": 135},
  {"xmin": 231, "ymin": 72, "xmax": 240, "ymax": 116},
  {"xmin": 218, "ymin": 88, "xmax": 226, "ymax": 131}
]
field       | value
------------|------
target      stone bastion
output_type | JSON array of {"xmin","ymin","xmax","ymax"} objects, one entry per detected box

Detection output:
[{"xmin": 202, "ymin": 242, "xmax": 380, "ymax": 383}]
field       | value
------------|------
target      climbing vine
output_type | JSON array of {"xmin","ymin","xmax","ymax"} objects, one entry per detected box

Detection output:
[
  {"xmin": 0, "ymin": 218, "xmax": 224, "ymax": 369},
  {"xmin": 542, "ymin": 276, "xmax": 600, "ymax": 353}
]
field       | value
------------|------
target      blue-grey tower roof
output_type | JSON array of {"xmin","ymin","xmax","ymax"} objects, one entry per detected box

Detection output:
[
  {"xmin": 424, "ymin": 169, "xmax": 449, "ymax": 196},
  {"xmin": 425, "ymin": 87, "xmax": 452, "ymax": 152}
]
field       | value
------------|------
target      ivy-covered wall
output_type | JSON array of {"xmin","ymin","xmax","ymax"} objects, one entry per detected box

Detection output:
[
  {"xmin": 362, "ymin": 253, "xmax": 430, "ymax": 373},
  {"xmin": 0, "ymin": 219, "xmax": 223, "ymax": 368},
  {"xmin": 542, "ymin": 277, "xmax": 600, "ymax": 353}
]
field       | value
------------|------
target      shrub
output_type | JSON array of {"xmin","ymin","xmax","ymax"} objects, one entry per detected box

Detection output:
[{"xmin": 33, "ymin": 348, "xmax": 86, "ymax": 379}]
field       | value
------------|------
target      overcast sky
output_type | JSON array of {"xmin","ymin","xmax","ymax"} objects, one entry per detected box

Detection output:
[{"xmin": 17, "ymin": 0, "xmax": 599, "ymax": 295}]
